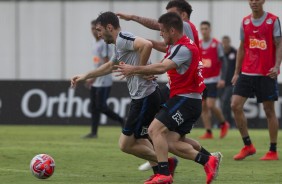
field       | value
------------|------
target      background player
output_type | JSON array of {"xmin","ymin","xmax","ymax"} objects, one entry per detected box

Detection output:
[
  {"xmin": 115, "ymin": 12, "xmax": 220, "ymax": 184},
  {"xmin": 199, "ymin": 21, "xmax": 230, "ymax": 139},
  {"xmin": 220, "ymin": 35, "xmax": 236, "ymax": 128},
  {"xmin": 231, "ymin": 0, "xmax": 282, "ymax": 161},
  {"xmin": 84, "ymin": 19, "xmax": 124, "ymax": 138}
]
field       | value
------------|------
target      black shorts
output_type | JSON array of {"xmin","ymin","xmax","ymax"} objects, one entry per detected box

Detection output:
[
  {"xmin": 122, "ymin": 88, "xmax": 161, "ymax": 139},
  {"xmin": 155, "ymin": 96, "xmax": 202, "ymax": 136},
  {"xmin": 233, "ymin": 74, "xmax": 279, "ymax": 103},
  {"xmin": 202, "ymin": 83, "xmax": 217, "ymax": 99},
  {"xmin": 160, "ymin": 85, "xmax": 170, "ymax": 104}
]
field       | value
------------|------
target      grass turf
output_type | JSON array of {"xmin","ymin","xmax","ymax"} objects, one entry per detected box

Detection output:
[{"xmin": 0, "ymin": 125, "xmax": 281, "ymax": 184}]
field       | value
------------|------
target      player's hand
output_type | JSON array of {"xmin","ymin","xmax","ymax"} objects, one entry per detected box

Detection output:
[
  {"xmin": 143, "ymin": 75, "xmax": 158, "ymax": 81},
  {"xmin": 267, "ymin": 66, "xmax": 280, "ymax": 79},
  {"xmin": 116, "ymin": 12, "xmax": 133, "ymax": 21},
  {"xmin": 70, "ymin": 74, "xmax": 87, "ymax": 88},
  {"xmin": 113, "ymin": 62, "xmax": 135, "ymax": 79},
  {"xmin": 217, "ymin": 80, "xmax": 225, "ymax": 88},
  {"xmin": 231, "ymin": 74, "xmax": 239, "ymax": 86}
]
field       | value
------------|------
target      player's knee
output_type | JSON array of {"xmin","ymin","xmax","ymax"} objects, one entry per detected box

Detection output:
[
  {"xmin": 206, "ymin": 103, "xmax": 214, "ymax": 110},
  {"xmin": 263, "ymin": 106, "xmax": 275, "ymax": 118},
  {"xmin": 119, "ymin": 141, "xmax": 130, "ymax": 153},
  {"xmin": 231, "ymin": 101, "xmax": 241, "ymax": 113},
  {"xmin": 148, "ymin": 126, "xmax": 155, "ymax": 138}
]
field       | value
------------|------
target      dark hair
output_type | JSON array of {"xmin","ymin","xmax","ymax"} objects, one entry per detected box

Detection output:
[
  {"xmin": 200, "ymin": 21, "xmax": 211, "ymax": 27},
  {"xmin": 96, "ymin": 11, "xmax": 120, "ymax": 29},
  {"xmin": 158, "ymin": 12, "xmax": 183, "ymax": 33},
  {"xmin": 166, "ymin": 0, "xmax": 193, "ymax": 19},
  {"xmin": 222, "ymin": 35, "xmax": 230, "ymax": 40},
  {"xmin": 91, "ymin": 19, "xmax": 96, "ymax": 26}
]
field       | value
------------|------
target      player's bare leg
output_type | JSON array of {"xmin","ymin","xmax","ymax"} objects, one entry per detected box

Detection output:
[
  {"xmin": 167, "ymin": 128, "xmax": 221, "ymax": 183},
  {"xmin": 207, "ymin": 98, "xmax": 225, "ymax": 123},
  {"xmin": 200, "ymin": 100, "xmax": 213, "ymax": 139},
  {"xmin": 231, "ymin": 95, "xmax": 256, "ymax": 160},
  {"xmin": 231, "ymin": 95, "xmax": 248, "ymax": 137},
  {"xmin": 208, "ymin": 97, "xmax": 230, "ymax": 138},
  {"xmin": 119, "ymin": 134, "xmax": 158, "ymax": 163},
  {"xmin": 260, "ymin": 101, "xmax": 279, "ymax": 160}
]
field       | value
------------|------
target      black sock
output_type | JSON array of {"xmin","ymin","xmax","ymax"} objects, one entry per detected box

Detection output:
[
  {"xmin": 200, "ymin": 146, "xmax": 211, "ymax": 156},
  {"xmin": 207, "ymin": 129, "xmax": 212, "ymax": 134},
  {"xmin": 194, "ymin": 153, "xmax": 209, "ymax": 166},
  {"xmin": 152, "ymin": 165, "xmax": 159, "ymax": 174},
  {"xmin": 158, "ymin": 162, "xmax": 170, "ymax": 176},
  {"xmin": 243, "ymin": 136, "xmax": 252, "ymax": 146},
  {"xmin": 270, "ymin": 143, "xmax": 277, "ymax": 152}
]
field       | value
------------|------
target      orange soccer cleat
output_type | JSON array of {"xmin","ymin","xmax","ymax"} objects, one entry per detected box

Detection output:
[
  {"xmin": 144, "ymin": 174, "xmax": 173, "ymax": 184},
  {"xmin": 199, "ymin": 132, "xmax": 213, "ymax": 139},
  {"xmin": 219, "ymin": 121, "xmax": 230, "ymax": 139},
  {"xmin": 260, "ymin": 151, "xmax": 279, "ymax": 160},
  {"xmin": 144, "ymin": 174, "xmax": 158, "ymax": 183},
  {"xmin": 204, "ymin": 156, "xmax": 219, "ymax": 184},
  {"xmin": 233, "ymin": 144, "xmax": 256, "ymax": 160}
]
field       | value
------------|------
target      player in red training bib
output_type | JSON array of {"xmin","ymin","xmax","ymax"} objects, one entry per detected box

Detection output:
[
  {"xmin": 115, "ymin": 12, "xmax": 220, "ymax": 184},
  {"xmin": 231, "ymin": 0, "xmax": 282, "ymax": 161},
  {"xmin": 199, "ymin": 21, "xmax": 230, "ymax": 139}
]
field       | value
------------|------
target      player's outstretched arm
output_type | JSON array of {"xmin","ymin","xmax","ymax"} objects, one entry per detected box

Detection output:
[
  {"xmin": 134, "ymin": 37, "xmax": 153, "ymax": 66},
  {"xmin": 71, "ymin": 61, "xmax": 114, "ymax": 88},
  {"xmin": 114, "ymin": 58, "xmax": 176, "ymax": 77},
  {"xmin": 148, "ymin": 39, "xmax": 167, "ymax": 53},
  {"xmin": 116, "ymin": 12, "xmax": 159, "ymax": 30},
  {"xmin": 232, "ymin": 41, "xmax": 244, "ymax": 85}
]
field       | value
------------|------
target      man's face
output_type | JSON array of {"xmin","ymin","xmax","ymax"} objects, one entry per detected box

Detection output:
[
  {"xmin": 222, "ymin": 37, "xmax": 231, "ymax": 49},
  {"xmin": 249, "ymin": 0, "xmax": 265, "ymax": 13},
  {"xmin": 91, "ymin": 24, "xmax": 99, "ymax": 39},
  {"xmin": 159, "ymin": 23, "xmax": 173, "ymax": 45},
  {"xmin": 200, "ymin": 24, "xmax": 211, "ymax": 39},
  {"xmin": 95, "ymin": 23, "xmax": 114, "ymax": 44}
]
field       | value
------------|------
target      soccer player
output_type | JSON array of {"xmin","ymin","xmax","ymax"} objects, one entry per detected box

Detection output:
[
  {"xmin": 117, "ymin": 0, "xmax": 220, "ymax": 171},
  {"xmin": 221, "ymin": 36, "xmax": 236, "ymax": 128},
  {"xmin": 115, "ymin": 12, "xmax": 220, "ymax": 184},
  {"xmin": 199, "ymin": 21, "xmax": 230, "ymax": 139},
  {"xmin": 84, "ymin": 19, "xmax": 124, "ymax": 138},
  {"xmin": 231, "ymin": 0, "xmax": 282, "ymax": 160},
  {"xmin": 71, "ymin": 12, "xmax": 177, "ymax": 182}
]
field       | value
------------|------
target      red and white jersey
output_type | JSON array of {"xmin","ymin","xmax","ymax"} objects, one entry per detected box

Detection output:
[
  {"xmin": 165, "ymin": 36, "xmax": 205, "ymax": 98},
  {"xmin": 200, "ymin": 38, "xmax": 222, "ymax": 81},
  {"xmin": 186, "ymin": 20, "xmax": 200, "ymax": 48},
  {"xmin": 242, "ymin": 13, "xmax": 278, "ymax": 75}
]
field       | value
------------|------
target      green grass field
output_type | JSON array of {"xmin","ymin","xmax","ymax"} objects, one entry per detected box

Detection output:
[{"xmin": 0, "ymin": 125, "xmax": 281, "ymax": 184}]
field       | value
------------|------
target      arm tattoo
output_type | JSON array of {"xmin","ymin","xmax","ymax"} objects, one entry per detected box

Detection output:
[{"xmin": 132, "ymin": 15, "xmax": 159, "ymax": 30}]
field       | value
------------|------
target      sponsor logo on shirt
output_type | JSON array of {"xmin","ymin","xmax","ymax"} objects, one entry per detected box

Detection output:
[
  {"xmin": 249, "ymin": 38, "xmax": 267, "ymax": 50},
  {"xmin": 266, "ymin": 18, "xmax": 273, "ymax": 25},
  {"xmin": 202, "ymin": 58, "xmax": 212, "ymax": 68},
  {"xmin": 228, "ymin": 53, "xmax": 236, "ymax": 60},
  {"xmin": 244, "ymin": 19, "xmax": 251, "ymax": 25}
]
